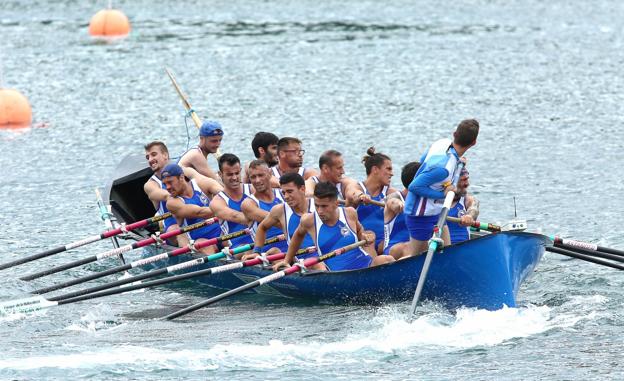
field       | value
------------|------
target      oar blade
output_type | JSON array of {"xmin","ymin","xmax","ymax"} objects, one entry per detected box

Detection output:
[{"xmin": 0, "ymin": 296, "xmax": 57, "ymax": 317}]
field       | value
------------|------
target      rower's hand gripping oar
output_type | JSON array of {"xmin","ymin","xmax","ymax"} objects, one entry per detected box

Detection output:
[
  {"xmin": 0, "ymin": 213, "xmax": 172, "ymax": 272},
  {"xmin": 165, "ymin": 67, "xmax": 222, "ymax": 159},
  {"xmin": 408, "ymin": 162, "xmax": 465, "ymax": 319},
  {"xmin": 45, "ymin": 234, "xmax": 286, "ymax": 302},
  {"xmin": 19, "ymin": 218, "xmax": 218, "ymax": 281},
  {"xmin": 446, "ymin": 216, "xmax": 501, "ymax": 232},
  {"xmin": 31, "ymin": 229, "xmax": 251, "ymax": 295},
  {"xmin": 164, "ymin": 240, "xmax": 367, "ymax": 320}
]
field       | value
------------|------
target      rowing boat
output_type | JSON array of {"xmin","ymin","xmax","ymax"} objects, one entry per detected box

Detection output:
[{"xmin": 104, "ymin": 154, "xmax": 549, "ymax": 310}]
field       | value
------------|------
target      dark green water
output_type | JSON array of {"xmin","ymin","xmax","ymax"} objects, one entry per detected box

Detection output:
[{"xmin": 1, "ymin": 0, "xmax": 624, "ymax": 379}]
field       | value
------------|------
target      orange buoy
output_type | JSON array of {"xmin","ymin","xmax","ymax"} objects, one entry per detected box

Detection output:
[
  {"xmin": 0, "ymin": 89, "xmax": 32, "ymax": 129},
  {"xmin": 88, "ymin": 9, "xmax": 131, "ymax": 37}
]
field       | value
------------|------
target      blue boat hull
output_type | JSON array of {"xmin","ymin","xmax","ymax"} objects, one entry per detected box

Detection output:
[{"xmin": 146, "ymin": 231, "xmax": 548, "ymax": 310}]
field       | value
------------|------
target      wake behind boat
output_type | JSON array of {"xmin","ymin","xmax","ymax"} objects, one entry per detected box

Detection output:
[{"xmin": 105, "ymin": 153, "xmax": 549, "ymax": 310}]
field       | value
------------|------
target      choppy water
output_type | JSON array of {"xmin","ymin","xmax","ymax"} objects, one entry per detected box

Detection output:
[{"xmin": 1, "ymin": 0, "xmax": 624, "ymax": 379}]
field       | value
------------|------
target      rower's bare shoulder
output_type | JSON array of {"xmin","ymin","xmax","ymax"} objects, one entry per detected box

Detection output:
[{"xmin": 299, "ymin": 212, "xmax": 314, "ymax": 228}]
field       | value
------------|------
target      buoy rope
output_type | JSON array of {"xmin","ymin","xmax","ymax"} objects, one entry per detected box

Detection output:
[{"xmin": 183, "ymin": 108, "xmax": 195, "ymax": 150}]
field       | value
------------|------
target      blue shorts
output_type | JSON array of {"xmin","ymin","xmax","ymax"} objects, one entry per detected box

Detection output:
[{"xmin": 405, "ymin": 214, "xmax": 439, "ymax": 241}]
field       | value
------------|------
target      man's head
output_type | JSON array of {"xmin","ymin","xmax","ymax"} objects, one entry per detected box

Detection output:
[
  {"xmin": 251, "ymin": 132, "xmax": 279, "ymax": 166},
  {"xmin": 319, "ymin": 150, "xmax": 345, "ymax": 184},
  {"xmin": 279, "ymin": 172, "xmax": 306, "ymax": 207},
  {"xmin": 313, "ymin": 181, "xmax": 339, "ymax": 223},
  {"xmin": 160, "ymin": 163, "xmax": 187, "ymax": 197},
  {"xmin": 277, "ymin": 137, "xmax": 304, "ymax": 169},
  {"xmin": 144, "ymin": 141, "xmax": 170, "ymax": 173},
  {"xmin": 248, "ymin": 160, "xmax": 272, "ymax": 193},
  {"xmin": 457, "ymin": 168, "xmax": 470, "ymax": 197},
  {"xmin": 453, "ymin": 119, "xmax": 479, "ymax": 148},
  {"xmin": 361, "ymin": 147, "xmax": 393, "ymax": 186},
  {"xmin": 218, "ymin": 153, "xmax": 242, "ymax": 191},
  {"xmin": 401, "ymin": 161, "xmax": 421, "ymax": 189},
  {"xmin": 199, "ymin": 120, "xmax": 224, "ymax": 154}
]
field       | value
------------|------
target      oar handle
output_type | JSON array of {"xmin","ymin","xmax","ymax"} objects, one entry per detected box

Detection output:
[
  {"xmin": 446, "ymin": 216, "xmax": 501, "ymax": 232},
  {"xmin": 338, "ymin": 198, "xmax": 385, "ymax": 208}
]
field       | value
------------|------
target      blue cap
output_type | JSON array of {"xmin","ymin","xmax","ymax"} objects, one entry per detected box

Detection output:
[
  {"xmin": 199, "ymin": 121, "xmax": 224, "ymax": 137},
  {"xmin": 161, "ymin": 163, "xmax": 184, "ymax": 178}
]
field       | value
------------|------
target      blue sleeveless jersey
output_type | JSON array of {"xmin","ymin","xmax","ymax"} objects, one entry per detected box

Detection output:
[
  {"xmin": 271, "ymin": 166, "xmax": 305, "ymax": 179},
  {"xmin": 383, "ymin": 192, "xmax": 409, "ymax": 255},
  {"xmin": 217, "ymin": 184, "xmax": 253, "ymax": 247},
  {"xmin": 149, "ymin": 175, "xmax": 177, "ymax": 231},
  {"xmin": 313, "ymin": 207, "xmax": 372, "ymax": 271},
  {"xmin": 356, "ymin": 182, "xmax": 388, "ymax": 247},
  {"xmin": 178, "ymin": 179, "xmax": 220, "ymax": 241},
  {"xmin": 447, "ymin": 197, "xmax": 470, "ymax": 244},
  {"xmin": 284, "ymin": 199, "xmax": 317, "ymax": 260},
  {"xmin": 249, "ymin": 190, "xmax": 288, "ymax": 252}
]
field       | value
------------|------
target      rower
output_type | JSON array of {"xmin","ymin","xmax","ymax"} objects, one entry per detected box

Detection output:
[
  {"xmin": 208, "ymin": 153, "xmax": 253, "ymax": 250},
  {"xmin": 275, "ymin": 181, "xmax": 394, "ymax": 271},
  {"xmin": 142, "ymin": 141, "xmax": 179, "ymax": 243},
  {"xmin": 270, "ymin": 137, "xmax": 318, "ymax": 181},
  {"xmin": 404, "ymin": 119, "xmax": 479, "ymax": 254},
  {"xmin": 161, "ymin": 163, "xmax": 224, "ymax": 253},
  {"xmin": 447, "ymin": 168, "xmax": 480, "ymax": 244},
  {"xmin": 305, "ymin": 149, "xmax": 356, "ymax": 199},
  {"xmin": 177, "ymin": 120, "xmax": 223, "ymax": 181},
  {"xmin": 345, "ymin": 147, "xmax": 397, "ymax": 254},
  {"xmin": 243, "ymin": 173, "xmax": 324, "ymax": 269},
  {"xmin": 243, "ymin": 132, "xmax": 279, "ymax": 183},
  {"xmin": 382, "ymin": 161, "xmax": 420, "ymax": 259},
  {"xmin": 241, "ymin": 160, "xmax": 288, "ymax": 253}
]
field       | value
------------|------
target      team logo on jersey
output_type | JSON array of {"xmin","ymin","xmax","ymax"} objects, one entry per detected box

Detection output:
[
  {"xmin": 200, "ymin": 193, "xmax": 209, "ymax": 206},
  {"xmin": 340, "ymin": 226, "xmax": 350, "ymax": 237}
]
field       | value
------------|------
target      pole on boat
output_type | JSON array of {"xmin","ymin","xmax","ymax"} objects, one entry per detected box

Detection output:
[
  {"xmin": 408, "ymin": 163, "xmax": 465, "ymax": 319},
  {"xmin": 0, "ymin": 243, "xmax": 309, "ymax": 316},
  {"xmin": 31, "ymin": 229, "xmax": 251, "ymax": 295},
  {"xmin": 0, "ymin": 212, "xmax": 172, "ymax": 272},
  {"xmin": 95, "ymin": 188, "xmax": 125, "ymax": 265},
  {"xmin": 19, "ymin": 218, "xmax": 218, "ymax": 281},
  {"xmin": 165, "ymin": 67, "xmax": 221, "ymax": 159},
  {"xmin": 163, "ymin": 240, "xmax": 366, "ymax": 321}
]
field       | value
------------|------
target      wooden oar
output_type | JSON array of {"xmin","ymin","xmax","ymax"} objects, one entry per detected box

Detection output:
[
  {"xmin": 31, "ymin": 229, "xmax": 251, "ymax": 295},
  {"xmin": 446, "ymin": 216, "xmax": 501, "ymax": 232},
  {"xmin": 95, "ymin": 188, "xmax": 125, "ymax": 265},
  {"xmin": 165, "ymin": 67, "xmax": 221, "ymax": 159},
  {"xmin": 0, "ymin": 213, "xmax": 172, "ymax": 272},
  {"xmin": 0, "ymin": 242, "xmax": 307, "ymax": 316},
  {"xmin": 19, "ymin": 218, "xmax": 218, "ymax": 281},
  {"xmin": 408, "ymin": 162, "xmax": 465, "ymax": 318},
  {"xmin": 164, "ymin": 240, "xmax": 366, "ymax": 320},
  {"xmin": 46, "ymin": 235, "xmax": 286, "ymax": 302},
  {"xmin": 546, "ymin": 246, "xmax": 624, "ymax": 270}
]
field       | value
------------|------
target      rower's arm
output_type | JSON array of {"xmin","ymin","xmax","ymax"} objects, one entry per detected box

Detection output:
[
  {"xmin": 254, "ymin": 206, "xmax": 283, "ymax": 250},
  {"xmin": 304, "ymin": 178, "xmax": 316, "ymax": 197},
  {"xmin": 185, "ymin": 168, "xmax": 224, "ymax": 196},
  {"xmin": 166, "ymin": 197, "xmax": 214, "ymax": 221},
  {"xmin": 343, "ymin": 182, "xmax": 363, "ymax": 207},
  {"xmin": 407, "ymin": 167, "xmax": 448, "ymax": 199},
  {"xmin": 303, "ymin": 168, "xmax": 319, "ymax": 180},
  {"xmin": 384, "ymin": 197, "xmax": 404, "ymax": 222},
  {"xmin": 209, "ymin": 196, "xmax": 248, "ymax": 225},
  {"xmin": 143, "ymin": 181, "xmax": 169, "ymax": 207},
  {"xmin": 179, "ymin": 151, "xmax": 220, "ymax": 182},
  {"xmin": 241, "ymin": 199, "xmax": 269, "ymax": 223},
  {"xmin": 284, "ymin": 214, "xmax": 311, "ymax": 265},
  {"xmin": 465, "ymin": 194, "xmax": 479, "ymax": 220}
]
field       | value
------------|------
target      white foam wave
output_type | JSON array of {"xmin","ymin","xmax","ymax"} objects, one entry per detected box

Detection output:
[{"xmin": 0, "ymin": 304, "xmax": 591, "ymax": 371}]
